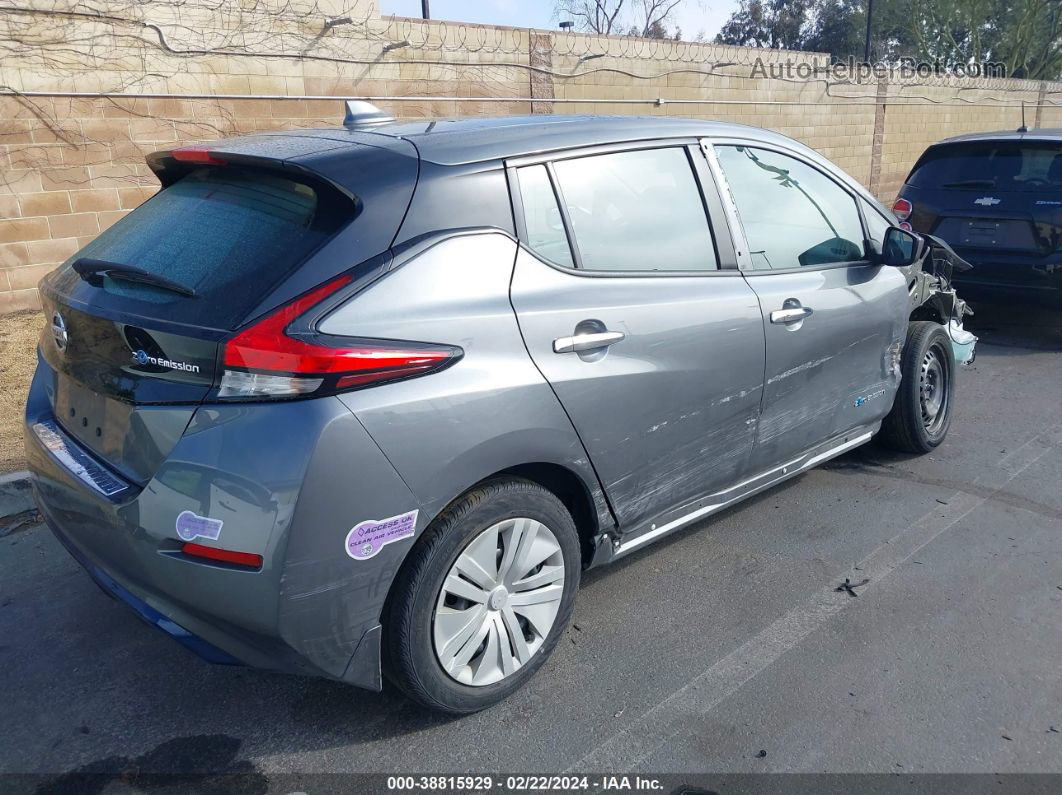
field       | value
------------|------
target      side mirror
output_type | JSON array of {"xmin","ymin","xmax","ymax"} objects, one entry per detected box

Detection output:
[{"xmin": 881, "ymin": 226, "xmax": 924, "ymax": 267}]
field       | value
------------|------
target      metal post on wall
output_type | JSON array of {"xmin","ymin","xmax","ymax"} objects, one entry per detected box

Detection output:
[
  {"xmin": 863, "ymin": 0, "xmax": 874, "ymax": 63},
  {"xmin": 421, "ymin": 0, "xmax": 430, "ymax": 20}
]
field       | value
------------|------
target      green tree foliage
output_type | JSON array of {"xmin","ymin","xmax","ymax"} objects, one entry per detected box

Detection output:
[{"xmin": 716, "ymin": 0, "xmax": 1062, "ymax": 79}]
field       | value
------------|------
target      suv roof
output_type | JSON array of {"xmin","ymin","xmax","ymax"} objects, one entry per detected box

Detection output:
[
  {"xmin": 182, "ymin": 115, "xmax": 818, "ymax": 167},
  {"xmin": 933, "ymin": 128, "xmax": 1062, "ymax": 146}
]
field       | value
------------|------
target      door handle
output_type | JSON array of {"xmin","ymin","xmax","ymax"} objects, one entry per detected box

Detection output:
[
  {"xmin": 553, "ymin": 330, "xmax": 625, "ymax": 354},
  {"xmin": 770, "ymin": 306, "xmax": 813, "ymax": 324}
]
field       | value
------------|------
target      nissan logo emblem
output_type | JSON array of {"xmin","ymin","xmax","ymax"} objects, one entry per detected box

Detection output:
[{"xmin": 51, "ymin": 312, "xmax": 68, "ymax": 352}]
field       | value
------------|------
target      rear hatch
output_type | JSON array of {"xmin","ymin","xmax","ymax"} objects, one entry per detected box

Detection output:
[
  {"xmin": 36, "ymin": 132, "xmax": 418, "ymax": 487},
  {"xmin": 900, "ymin": 139, "xmax": 1062, "ymax": 287}
]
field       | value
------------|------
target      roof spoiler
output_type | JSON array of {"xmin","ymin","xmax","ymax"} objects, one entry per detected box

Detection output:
[{"xmin": 343, "ymin": 100, "xmax": 394, "ymax": 128}]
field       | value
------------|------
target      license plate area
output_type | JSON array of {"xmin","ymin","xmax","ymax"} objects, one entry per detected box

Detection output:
[
  {"xmin": 953, "ymin": 218, "xmax": 1035, "ymax": 251},
  {"xmin": 54, "ymin": 378, "xmax": 132, "ymax": 467},
  {"xmin": 962, "ymin": 220, "xmax": 1004, "ymax": 246}
]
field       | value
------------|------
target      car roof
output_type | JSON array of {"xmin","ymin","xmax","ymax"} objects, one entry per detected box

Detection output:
[
  {"xmin": 207, "ymin": 115, "xmax": 820, "ymax": 167},
  {"xmin": 932, "ymin": 128, "xmax": 1062, "ymax": 146},
  {"xmin": 353, "ymin": 115, "xmax": 807, "ymax": 165}
]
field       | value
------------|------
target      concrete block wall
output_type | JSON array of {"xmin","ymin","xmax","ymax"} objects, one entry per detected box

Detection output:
[{"xmin": 1, "ymin": 0, "xmax": 1059, "ymax": 311}]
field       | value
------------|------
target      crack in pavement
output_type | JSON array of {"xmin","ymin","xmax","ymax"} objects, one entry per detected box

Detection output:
[{"xmin": 567, "ymin": 421, "xmax": 1061, "ymax": 773}]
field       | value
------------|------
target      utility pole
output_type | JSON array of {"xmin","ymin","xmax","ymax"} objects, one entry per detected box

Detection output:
[
  {"xmin": 421, "ymin": 0, "xmax": 430, "ymax": 20},
  {"xmin": 863, "ymin": 0, "xmax": 874, "ymax": 63}
]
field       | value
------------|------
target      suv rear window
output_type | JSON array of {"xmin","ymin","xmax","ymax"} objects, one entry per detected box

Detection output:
[
  {"xmin": 908, "ymin": 141, "xmax": 1062, "ymax": 192},
  {"xmin": 51, "ymin": 167, "xmax": 352, "ymax": 329}
]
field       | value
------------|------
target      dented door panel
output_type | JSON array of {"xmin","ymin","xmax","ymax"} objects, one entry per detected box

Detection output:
[{"xmin": 743, "ymin": 264, "xmax": 908, "ymax": 471}]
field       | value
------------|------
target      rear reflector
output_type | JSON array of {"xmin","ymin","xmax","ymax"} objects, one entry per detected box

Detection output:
[
  {"xmin": 182, "ymin": 542, "xmax": 262, "ymax": 569},
  {"xmin": 171, "ymin": 147, "xmax": 226, "ymax": 166},
  {"xmin": 218, "ymin": 273, "xmax": 462, "ymax": 399},
  {"xmin": 892, "ymin": 198, "xmax": 913, "ymax": 221}
]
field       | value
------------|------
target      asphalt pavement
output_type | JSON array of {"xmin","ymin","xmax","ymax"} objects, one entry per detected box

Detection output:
[{"xmin": 1, "ymin": 297, "xmax": 1060, "ymax": 787}]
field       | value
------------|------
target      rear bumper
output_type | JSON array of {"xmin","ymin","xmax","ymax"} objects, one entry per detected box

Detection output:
[
  {"xmin": 949, "ymin": 251, "xmax": 1062, "ymax": 300},
  {"xmin": 24, "ymin": 362, "xmax": 420, "ymax": 692},
  {"xmin": 43, "ymin": 511, "xmax": 242, "ymax": 666}
]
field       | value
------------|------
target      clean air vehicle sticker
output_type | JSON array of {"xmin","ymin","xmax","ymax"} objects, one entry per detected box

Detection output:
[
  {"xmin": 345, "ymin": 510, "xmax": 419, "ymax": 560},
  {"xmin": 175, "ymin": 510, "xmax": 224, "ymax": 542}
]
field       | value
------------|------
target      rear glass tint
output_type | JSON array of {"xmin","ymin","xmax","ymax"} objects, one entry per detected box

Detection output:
[
  {"xmin": 52, "ymin": 167, "xmax": 352, "ymax": 329},
  {"xmin": 908, "ymin": 142, "xmax": 1062, "ymax": 192}
]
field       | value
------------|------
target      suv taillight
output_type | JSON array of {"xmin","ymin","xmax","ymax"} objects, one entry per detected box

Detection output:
[
  {"xmin": 218, "ymin": 274, "xmax": 462, "ymax": 400},
  {"xmin": 892, "ymin": 198, "xmax": 914, "ymax": 231}
]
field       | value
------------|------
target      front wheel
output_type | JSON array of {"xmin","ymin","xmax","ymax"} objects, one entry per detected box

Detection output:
[
  {"xmin": 383, "ymin": 478, "xmax": 581, "ymax": 714},
  {"xmin": 879, "ymin": 320, "xmax": 956, "ymax": 454}
]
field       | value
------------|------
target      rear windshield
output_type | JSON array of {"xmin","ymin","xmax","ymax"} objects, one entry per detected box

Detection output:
[
  {"xmin": 51, "ymin": 167, "xmax": 352, "ymax": 329},
  {"xmin": 908, "ymin": 141, "xmax": 1062, "ymax": 192}
]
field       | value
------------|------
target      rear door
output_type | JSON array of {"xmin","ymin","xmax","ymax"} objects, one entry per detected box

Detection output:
[
  {"xmin": 709, "ymin": 140, "xmax": 908, "ymax": 472},
  {"xmin": 507, "ymin": 143, "xmax": 766, "ymax": 532},
  {"xmin": 36, "ymin": 159, "xmax": 365, "ymax": 486}
]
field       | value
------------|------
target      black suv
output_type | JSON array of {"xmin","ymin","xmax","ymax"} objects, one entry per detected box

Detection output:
[{"xmin": 894, "ymin": 129, "xmax": 1062, "ymax": 301}]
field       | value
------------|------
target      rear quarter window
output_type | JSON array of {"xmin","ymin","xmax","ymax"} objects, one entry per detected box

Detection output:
[{"xmin": 50, "ymin": 167, "xmax": 353, "ymax": 329}]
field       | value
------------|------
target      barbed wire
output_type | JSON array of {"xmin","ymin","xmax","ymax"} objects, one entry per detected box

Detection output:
[{"xmin": 2, "ymin": 1, "xmax": 1058, "ymax": 98}]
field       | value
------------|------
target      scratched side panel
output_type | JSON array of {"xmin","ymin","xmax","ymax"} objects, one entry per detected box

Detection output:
[
  {"xmin": 510, "ymin": 249, "xmax": 767, "ymax": 532},
  {"xmin": 278, "ymin": 407, "xmax": 420, "ymax": 680},
  {"xmin": 746, "ymin": 264, "xmax": 908, "ymax": 472}
]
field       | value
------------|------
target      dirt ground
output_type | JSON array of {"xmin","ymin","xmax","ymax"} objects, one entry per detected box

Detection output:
[{"xmin": 0, "ymin": 311, "xmax": 42, "ymax": 473}]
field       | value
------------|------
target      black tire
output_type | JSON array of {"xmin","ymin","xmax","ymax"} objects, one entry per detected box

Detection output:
[
  {"xmin": 383, "ymin": 477, "xmax": 581, "ymax": 714},
  {"xmin": 879, "ymin": 320, "xmax": 956, "ymax": 454}
]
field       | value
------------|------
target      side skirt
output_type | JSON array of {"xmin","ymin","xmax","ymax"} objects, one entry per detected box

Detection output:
[{"xmin": 610, "ymin": 426, "xmax": 877, "ymax": 560}]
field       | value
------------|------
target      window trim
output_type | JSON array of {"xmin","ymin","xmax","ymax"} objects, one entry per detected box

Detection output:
[
  {"xmin": 705, "ymin": 137, "xmax": 881, "ymax": 274},
  {"xmin": 506, "ymin": 139, "xmax": 736, "ymax": 278},
  {"xmin": 544, "ymin": 160, "xmax": 584, "ymax": 269}
]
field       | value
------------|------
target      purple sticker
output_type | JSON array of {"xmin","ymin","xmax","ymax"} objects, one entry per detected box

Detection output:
[
  {"xmin": 175, "ymin": 510, "xmax": 223, "ymax": 542},
  {"xmin": 345, "ymin": 510, "xmax": 418, "ymax": 560}
]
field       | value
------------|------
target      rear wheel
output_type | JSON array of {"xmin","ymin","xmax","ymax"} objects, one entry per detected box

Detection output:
[
  {"xmin": 879, "ymin": 320, "xmax": 955, "ymax": 454},
  {"xmin": 383, "ymin": 478, "xmax": 580, "ymax": 714}
]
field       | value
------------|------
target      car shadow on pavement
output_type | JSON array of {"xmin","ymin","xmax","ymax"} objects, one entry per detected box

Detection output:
[{"xmin": 962, "ymin": 295, "xmax": 1062, "ymax": 353}]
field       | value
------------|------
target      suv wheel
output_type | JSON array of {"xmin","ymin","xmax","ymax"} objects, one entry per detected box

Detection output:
[
  {"xmin": 383, "ymin": 478, "xmax": 580, "ymax": 713},
  {"xmin": 879, "ymin": 320, "xmax": 956, "ymax": 454}
]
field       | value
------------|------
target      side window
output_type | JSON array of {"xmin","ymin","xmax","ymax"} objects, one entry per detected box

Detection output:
[
  {"xmin": 716, "ymin": 145, "xmax": 865, "ymax": 270},
  {"xmin": 860, "ymin": 198, "xmax": 894, "ymax": 249},
  {"xmin": 550, "ymin": 147, "xmax": 718, "ymax": 272},
  {"xmin": 516, "ymin": 165, "xmax": 574, "ymax": 268}
]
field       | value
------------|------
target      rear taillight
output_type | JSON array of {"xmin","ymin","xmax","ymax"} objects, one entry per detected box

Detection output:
[
  {"xmin": 892, "ymin": 197, "xmax": 913, "ymax": 221},
  {"xmin": 219, "ymin": 274, "xmax": 462, "ymax": 400}
]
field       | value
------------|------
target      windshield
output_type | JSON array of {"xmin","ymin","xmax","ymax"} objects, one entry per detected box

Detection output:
[
  {"xmin": 908, "ymin": 141, "xmax": 1062, "ymax": 193},
  {"xmin": 49, "ymin": 167, "xmax": 352, "ymax": 329}
]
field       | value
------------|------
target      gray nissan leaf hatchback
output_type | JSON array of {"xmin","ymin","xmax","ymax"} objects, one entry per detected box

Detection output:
[{"xmin": 26, "ymin": 104, "xmax": 972, "ymax": 713}]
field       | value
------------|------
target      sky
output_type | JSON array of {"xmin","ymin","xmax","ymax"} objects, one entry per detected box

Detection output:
[{"xmin": 378, "ymin": 0, "xmax": 739, "ymax": 42}]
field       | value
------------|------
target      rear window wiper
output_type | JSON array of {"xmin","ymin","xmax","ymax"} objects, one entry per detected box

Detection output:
[
  {"xmin": 72, "ymin": 258, "xmax": 198, "ymax": 298},
  {"xmin": 941, "ymin": 179, "xmax": 996, "ymax": 188}
]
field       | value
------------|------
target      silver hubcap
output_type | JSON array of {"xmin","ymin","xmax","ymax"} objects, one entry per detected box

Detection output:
[
  {"xmin": 920, "ymin": 345, "xmax": 949, "ymax": 434},
  {"xmin": 433, "ymin": 517, "xmax": 565, "ymax": 687}
]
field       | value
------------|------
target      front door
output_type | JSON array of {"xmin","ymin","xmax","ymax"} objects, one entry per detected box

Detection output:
[
  {"xmin": 508, "ymin": 145, "xmax": 766, "ymax": 531},
  {"xmin": 711, "ymin": 142, "xmax": 909, "ymax": 472}
]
